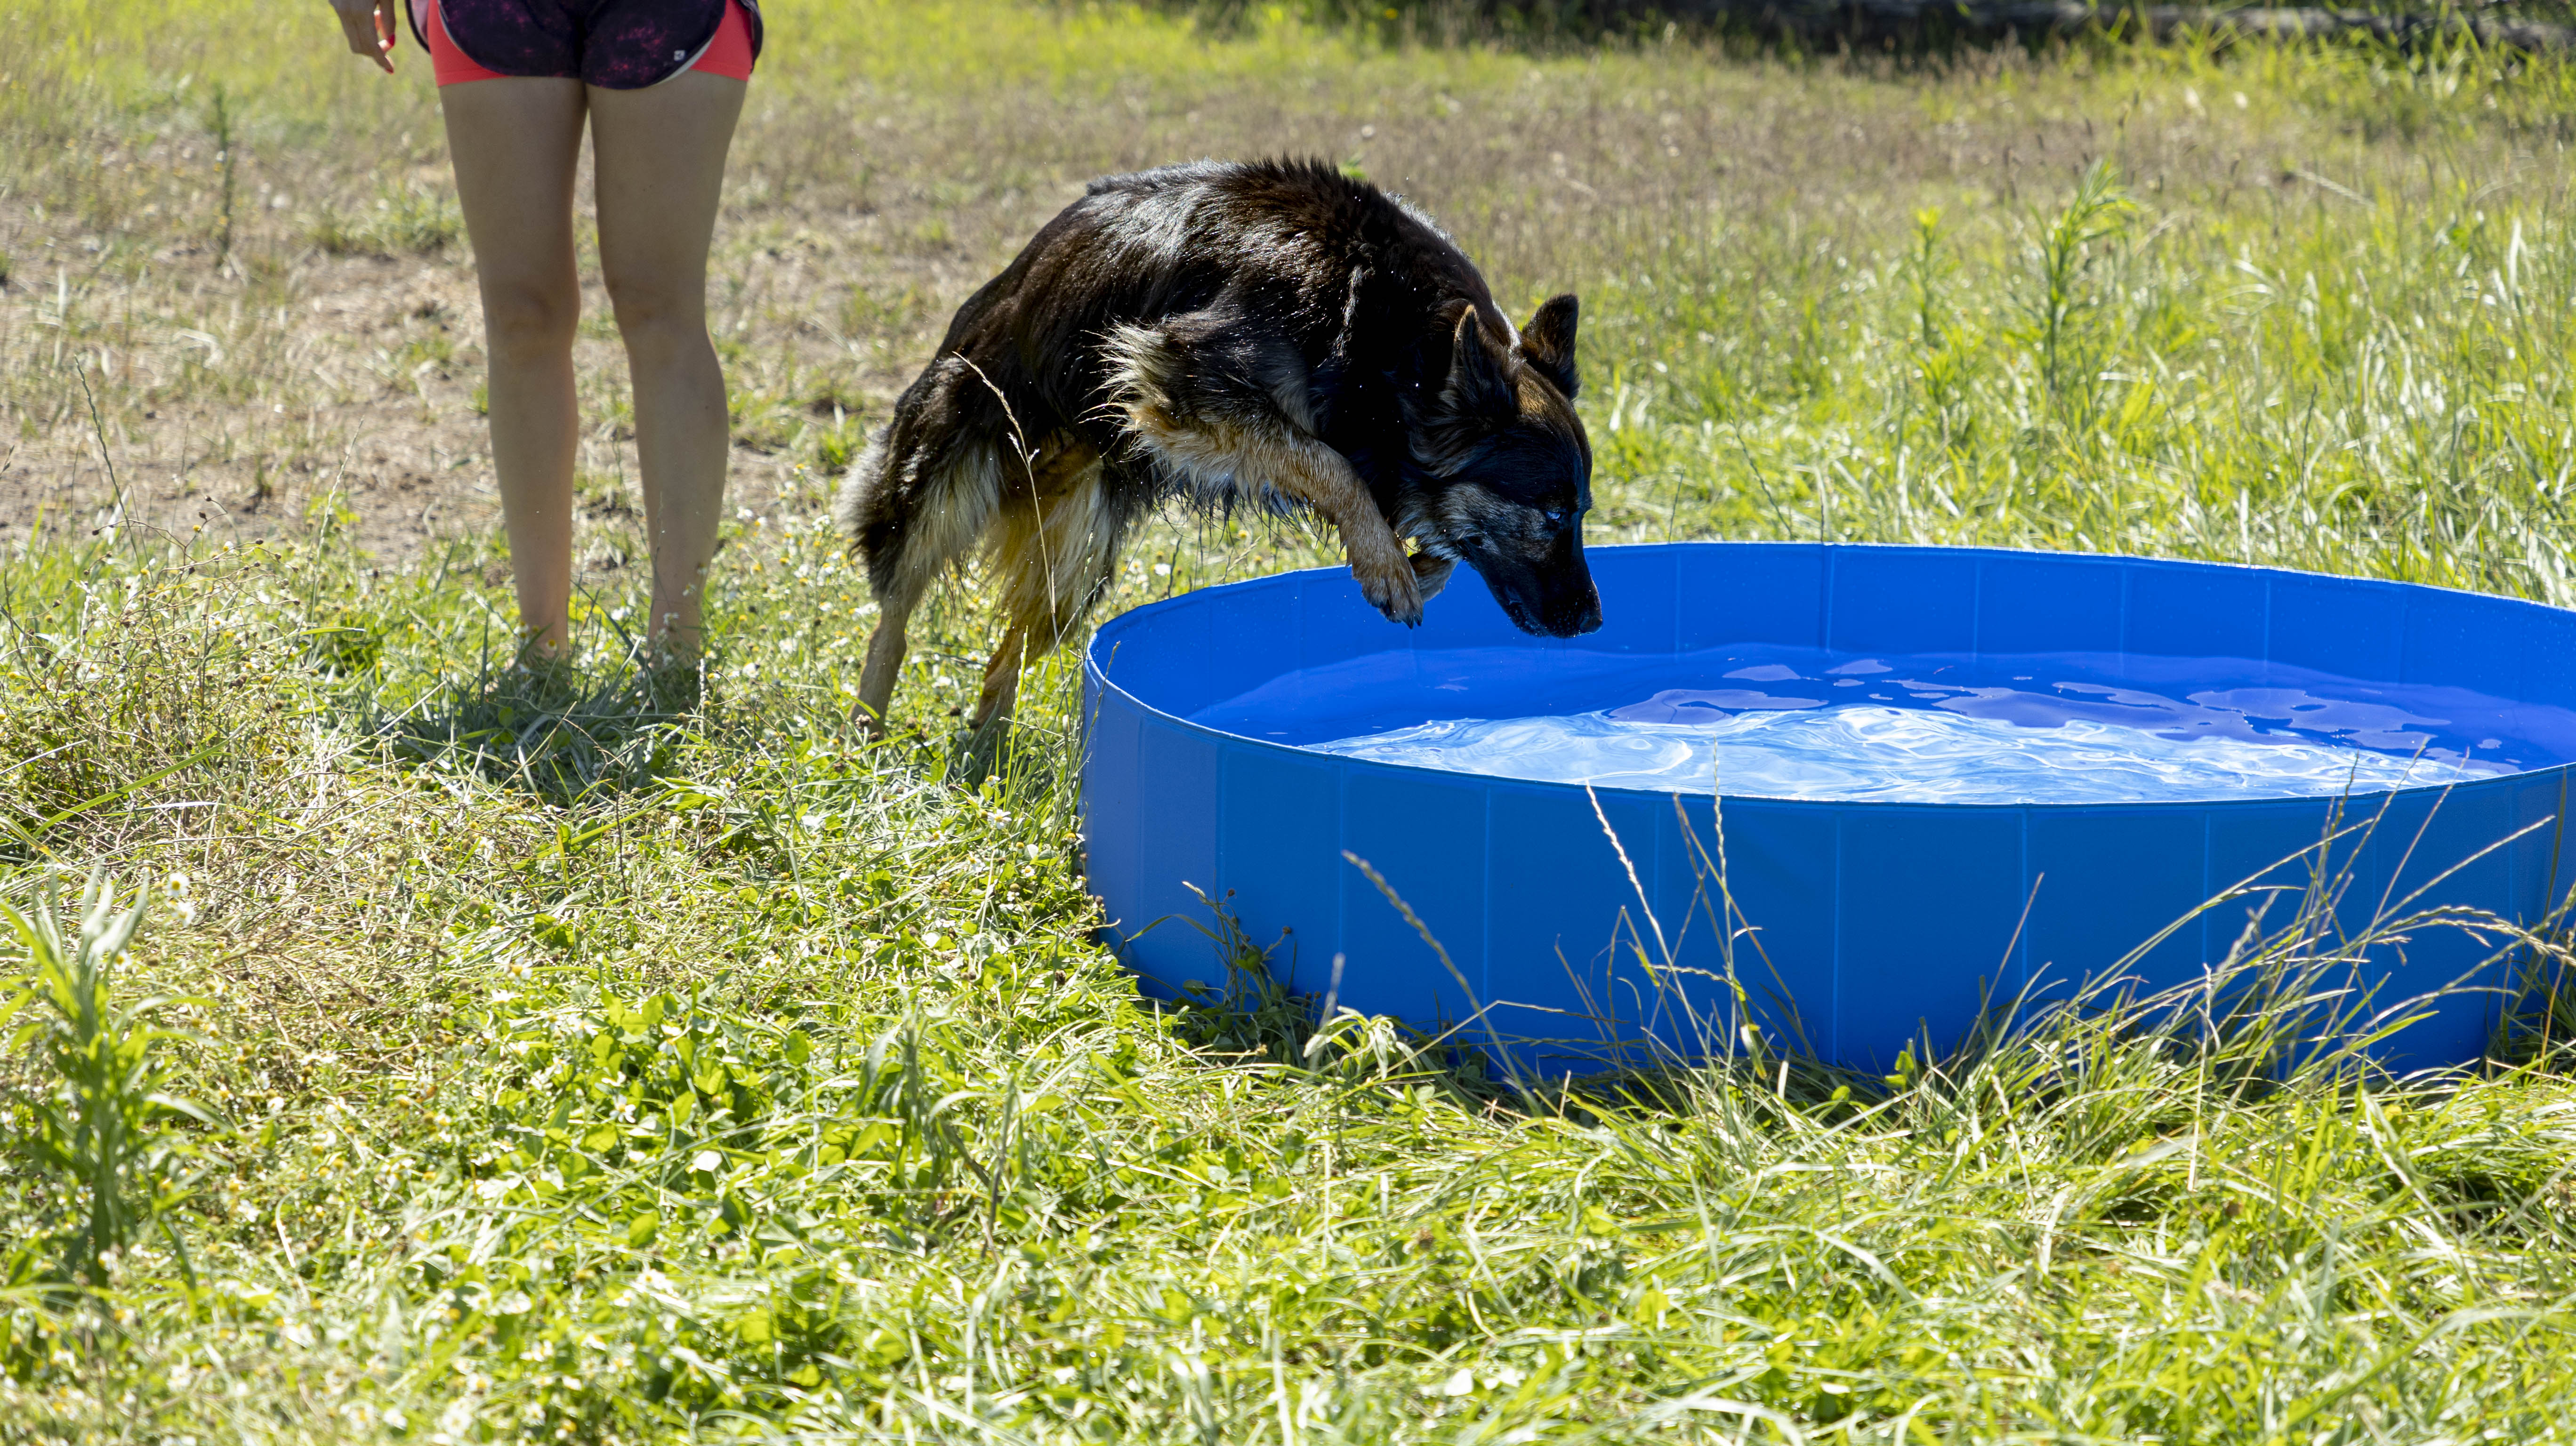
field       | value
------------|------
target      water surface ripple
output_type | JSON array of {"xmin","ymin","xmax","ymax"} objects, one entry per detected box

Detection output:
[{"xmin": 1188, "ymin": 645, "xmax": 2572, "ymax": 803}]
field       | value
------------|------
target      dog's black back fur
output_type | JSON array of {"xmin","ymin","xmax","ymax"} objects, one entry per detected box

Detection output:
[{"xmin": 839, "ymin": 158, "xmax": 1598, "ymax": 733}]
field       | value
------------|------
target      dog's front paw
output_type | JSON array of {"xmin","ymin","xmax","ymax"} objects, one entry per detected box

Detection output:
[
  {"xmin": 1351, "ymin": 544, "xmax": 1425, "ymax": 627},
  {"xmin": 1409, "ymin": 551, "xmax": 1456, "ymax": 602}
]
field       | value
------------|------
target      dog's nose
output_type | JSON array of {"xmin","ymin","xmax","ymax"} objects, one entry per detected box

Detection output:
[{"xmin": 1547, "ymin": 591, "xmax": 1603, "ymax": 637}]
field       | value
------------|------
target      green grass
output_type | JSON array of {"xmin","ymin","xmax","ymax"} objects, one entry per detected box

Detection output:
[{"xmin": 8, "ymin": 0, "xmax": 2576, "ymax": 1440}]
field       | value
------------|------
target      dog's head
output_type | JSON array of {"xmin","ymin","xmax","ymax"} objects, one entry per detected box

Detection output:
[{"xmin": 1403, "ymin": 295, "xmax": 1602, "ymax": 638}]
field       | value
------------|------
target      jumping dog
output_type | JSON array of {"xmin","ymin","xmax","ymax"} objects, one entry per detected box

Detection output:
[{"xmin": 836, "ymin": 157, "xmax": 1602, "ymax": 736}]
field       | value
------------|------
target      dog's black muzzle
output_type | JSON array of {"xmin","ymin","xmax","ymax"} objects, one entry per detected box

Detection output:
[{"xmin": 1472, "ymin": 530, "xmax": 1602, "ymax": 639}]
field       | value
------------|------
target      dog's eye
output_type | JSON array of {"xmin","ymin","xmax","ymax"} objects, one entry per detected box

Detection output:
[{"xmin": 1543, "ymin": 506, "xmax": 1572, "ymax": 529}]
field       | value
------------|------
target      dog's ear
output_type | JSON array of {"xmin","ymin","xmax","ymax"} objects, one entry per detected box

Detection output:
[
  {"xmin": 1519, "ymin": 294, "xmax": 1579, "ymax": 399},
  {"xmin": 1443, "ymin": 306, "xmax": 1518, "ymax": 421}
]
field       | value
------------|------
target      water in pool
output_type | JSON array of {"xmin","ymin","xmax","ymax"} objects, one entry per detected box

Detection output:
[{"xmin": 1189, "ymin": 645, "xmax": 2568, "ymax": 803}]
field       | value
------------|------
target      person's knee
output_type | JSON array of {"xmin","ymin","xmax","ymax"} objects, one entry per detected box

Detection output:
[
  {"xmin": 480, "ymin": 275, "xmax": 578, "ymax": 360},
  {"xmin": 603, "ymin": 269, "xmax": 706, "ymax": 358}
]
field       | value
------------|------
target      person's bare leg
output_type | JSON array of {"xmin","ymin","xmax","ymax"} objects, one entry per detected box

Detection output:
[
  {"xmin": 589, "ymin": 71, "xmax": 745, "ymax": 663},
  {"xmin": 438, "ymin": 78, "xmax": 588, "ymax": 659}
]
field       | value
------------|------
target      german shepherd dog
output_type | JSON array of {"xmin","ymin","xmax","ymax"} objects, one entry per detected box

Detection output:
[{"xmin": 836, "ymin": 158, "xmax": 1602, "ymax": 738}]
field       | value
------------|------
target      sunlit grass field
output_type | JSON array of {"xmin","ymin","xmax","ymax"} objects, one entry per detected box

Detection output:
[{"xmin": 8, "ymin": 0, "xmax": 2576, "ymax": 1440}]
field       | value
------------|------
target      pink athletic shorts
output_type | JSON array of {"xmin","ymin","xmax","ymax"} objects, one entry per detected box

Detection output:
[{"xmin": 415, "ymin": 0, "xmax": 760, "ymax": 90}]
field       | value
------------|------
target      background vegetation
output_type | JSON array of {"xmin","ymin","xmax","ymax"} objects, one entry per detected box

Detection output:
[{"xmin": 6, "ymin": 0, "xmax": 2576, "ymax": 1439}]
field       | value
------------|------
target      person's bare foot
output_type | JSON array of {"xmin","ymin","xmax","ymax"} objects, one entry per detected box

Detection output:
[{"xmin": 645, "ymin": 589, "xmax": 706, "ymax": 666}]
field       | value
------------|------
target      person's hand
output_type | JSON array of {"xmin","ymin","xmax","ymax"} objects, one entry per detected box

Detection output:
[{"xmin": 331, "ymin": 0, "xmax": 401, "ymax": 73}]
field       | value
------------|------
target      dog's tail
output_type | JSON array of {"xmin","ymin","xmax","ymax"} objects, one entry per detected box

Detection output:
[
  {"xmin": 834, "ymin": 356, "xmax": 1006, "ymax": 609},
  {"xmin": 829, "ymin": 425, "xmax": 890, "ymax": 544}
]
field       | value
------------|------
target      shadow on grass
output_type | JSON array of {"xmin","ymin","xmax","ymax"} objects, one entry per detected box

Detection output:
[
  {"xmin": 1131, "ymin": 890, "xmax": 1535, "ymax": 1101},
  {"xmin": 376, "ymin": 654, "xmax": 706, "ymax": 807},
  {"xmin": 376, "ymin": 634, "xmax": 1090, "ymax": 815},
  {"xmin": 947, "ymin": 713, "xmax": 1046, "ymax": 797}
]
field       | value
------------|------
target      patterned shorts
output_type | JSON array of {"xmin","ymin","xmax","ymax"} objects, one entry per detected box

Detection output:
[{"xmin": 410, "ymin": 0, "xmax": 763, "ymax": 90}]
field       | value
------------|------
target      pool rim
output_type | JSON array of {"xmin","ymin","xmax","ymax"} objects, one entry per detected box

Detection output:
[{"xmin": 1081, "ymin": 539, "xmax": 2576, "ymax": 816}]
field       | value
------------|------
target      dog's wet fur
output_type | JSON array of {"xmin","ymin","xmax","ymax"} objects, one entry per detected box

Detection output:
[{"xmin": 836, "ymin": 158, "xmax": 1602, "ymax": 736}]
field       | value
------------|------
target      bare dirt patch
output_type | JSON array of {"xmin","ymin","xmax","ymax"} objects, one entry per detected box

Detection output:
[{"xmin": 2, "ymin": 14, "xmax": 2547, "ymax": 590}]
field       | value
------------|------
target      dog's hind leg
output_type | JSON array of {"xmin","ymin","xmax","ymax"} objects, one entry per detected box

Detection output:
[
  {"xmin": 971, "ymin": 433, "xmax": 1114, "ymax": 734},
  {"xmin": 857, "ymin": 495, "xmax": 989, "ymax": 734},
  {"xmin": 841, "ymin": 360, "xmax": 1011, "ymax": 736},
  {"xmin": 969, "ymin": 629, "xmax": 1027, "ymax": 735},
  {"xmin": 855, "ymin": 599, "xmax": 919, "ymax": 738}
]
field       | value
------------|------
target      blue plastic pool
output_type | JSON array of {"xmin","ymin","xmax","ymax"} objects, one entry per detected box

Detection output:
[{"xmin": 1080, "ymin": 543, "xmax": 2576, "ymax": 1072}]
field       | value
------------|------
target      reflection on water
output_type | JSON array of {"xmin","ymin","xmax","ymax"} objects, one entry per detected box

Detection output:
[{"xmin": 1313, "ymin": 705, "xmax": 2506, "ymax": 803}]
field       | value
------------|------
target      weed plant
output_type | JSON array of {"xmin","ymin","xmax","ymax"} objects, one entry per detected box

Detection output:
[
  {"xmin": 3, "ymin": 873, "xmax": 208, "ymax": 1299},
  {"xmin": 6, "ymin": 0, "xmax": 2576, "ymax": 1440}
]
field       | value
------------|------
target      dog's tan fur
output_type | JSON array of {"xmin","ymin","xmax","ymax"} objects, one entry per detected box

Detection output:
[
  {"xmin": 1103, "ymin": 322, "xmax": 1452, "ymax": 629},
  {"xmin": 855, "ymin": 427, "xmax": 1111, "ymax": 733}
]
